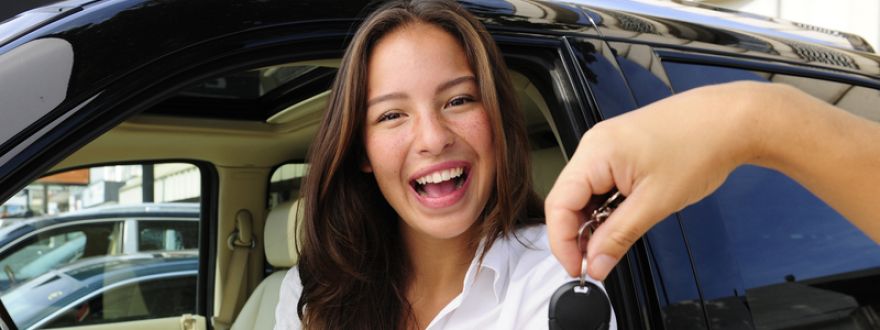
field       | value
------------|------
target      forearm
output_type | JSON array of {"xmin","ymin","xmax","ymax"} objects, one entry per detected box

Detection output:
[{"xmin": 746, "ymin": 83, "xmax": 880, "ymax": 242}]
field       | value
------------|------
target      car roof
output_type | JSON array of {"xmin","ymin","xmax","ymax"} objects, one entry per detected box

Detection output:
[
  {"xmin": 0, "ymin": 203, "xmax": 199, "ymax": 246},
  {"xmin": 1, "ymin": 0, "xmax": 878, "ymax": 93},
  {"xmin": 32, "ymin": 202, "xmax": 200, "ymax": 219}
]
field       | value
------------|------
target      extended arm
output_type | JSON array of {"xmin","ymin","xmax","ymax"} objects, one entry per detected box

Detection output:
[{"xmin": 545, "ymin": 81, "xmax": 880, "ymax": 280}]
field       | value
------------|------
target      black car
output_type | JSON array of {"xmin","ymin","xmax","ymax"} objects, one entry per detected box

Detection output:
[{"xmin": 0, "ymin": 0, "xmax": 878, "ymax": 329}]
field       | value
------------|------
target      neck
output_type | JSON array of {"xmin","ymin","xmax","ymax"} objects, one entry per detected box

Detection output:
[
  {"xmin": 401, "ymin": 221, "xmax": 479, "ymax": 328},
  {"xmin": 404, "ymin": 229, "xmax": 477, "ymax": 287}
]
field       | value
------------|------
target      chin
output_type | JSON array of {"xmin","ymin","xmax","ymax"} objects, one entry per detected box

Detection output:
[{"xmin": 402, "ymin": 213, "xmax": 480, "ymax": 241}]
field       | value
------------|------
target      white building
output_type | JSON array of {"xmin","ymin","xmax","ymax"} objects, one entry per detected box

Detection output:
[{"xmin": 684, "ymin": 0, "xmax": 880, "ymax": 52}]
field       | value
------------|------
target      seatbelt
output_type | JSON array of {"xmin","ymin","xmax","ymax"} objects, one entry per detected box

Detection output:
[
  {"xmin": 179, "ymin": 314, "xmax": 197, "ymax": 330},
  {"xmin": 212, "ymin": 209, "xmax": 255, "ymax": 330}
]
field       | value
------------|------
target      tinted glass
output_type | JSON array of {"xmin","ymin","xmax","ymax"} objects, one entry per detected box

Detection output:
[
  {"xmin": 43, "ymin": 275, "xmax": 197, "ymax": 327},
  {"xmin": 0, "ymin": 224, "xmax": 118, "ymax": 293},
  {"xmin": 607, "ymin": 42, "xmax": 709, "ymax": 329},
  {"xmin": 571, "ymin": 38, "xmax": 638, "ymax": 120},
  {"xmin": 147, "ymin": 64, "xmax": 337, "ymax": 120},
  {"xmin": 138, "ymin": 220, "xmax": 199, "ymax": 251},
  {"xmin": 178, "ymin": 65, "xmax": 320, "ymax": 100},
  {"xmin": 663, "ymin": 61, "xmax": 880, "ymax": 329}
]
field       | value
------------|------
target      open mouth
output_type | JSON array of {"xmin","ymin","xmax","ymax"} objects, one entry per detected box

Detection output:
[{"xmin": 411, "ymin": 166, "xmax": 469, "ymax": 198}]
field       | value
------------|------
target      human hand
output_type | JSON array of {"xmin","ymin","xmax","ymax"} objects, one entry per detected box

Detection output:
[{"xmin": 545, "ymin": 81, "xmax": 765, "ymax": 280}]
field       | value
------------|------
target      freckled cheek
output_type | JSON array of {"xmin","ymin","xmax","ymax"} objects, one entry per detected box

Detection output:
[
  {"xmin": 365, "ymin": 130, "xmax": 409, "ymax": 184},
  {"xmin": 453, "ymin": 110, "xmax": 494, "ymax": 154}
]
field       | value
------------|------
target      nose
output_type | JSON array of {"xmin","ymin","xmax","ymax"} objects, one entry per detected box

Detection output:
[{"xmin": 414, "ymin": 111, "xmax": 454, "ymax": 156}]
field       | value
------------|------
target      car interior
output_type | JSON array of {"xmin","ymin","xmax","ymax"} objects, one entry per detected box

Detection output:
[{"xmin": 30, "ymin": 59, "xmax": 569, "ymax": 329}]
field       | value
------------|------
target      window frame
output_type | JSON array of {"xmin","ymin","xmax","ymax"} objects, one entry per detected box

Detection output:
[{"xmin": 0, "ymin": 159, "xmax": 215, "ymax": 330}]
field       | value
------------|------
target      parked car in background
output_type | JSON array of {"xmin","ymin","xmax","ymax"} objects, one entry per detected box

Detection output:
[
  {"xmin": 0, "ymin": 0, "xmax": 878, "ymax": 329},
  {"xmin": 0, "ymin": 203, "xmax": 198, "ymax": 293},
  {"xmin": 3, "ymin": 251, "xmax": 197, "ymax": 330}
]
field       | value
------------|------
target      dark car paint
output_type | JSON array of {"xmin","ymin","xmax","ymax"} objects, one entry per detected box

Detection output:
[
  {"xmin": 2, "ymin": 0, "xmax": 879, "ymax": 199},
  {"xmin": 0, "ymin": 1, "xmax": 878, "ymax": 329}
]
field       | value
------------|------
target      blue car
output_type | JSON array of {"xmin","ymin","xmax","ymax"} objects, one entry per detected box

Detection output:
[
  {"xmin": 0, "ymin": 203, "xmax": 199, "ymax": 293},
  {"xmin": 2, "ymin": 251, "xmax": 198, "ymax": 330}
]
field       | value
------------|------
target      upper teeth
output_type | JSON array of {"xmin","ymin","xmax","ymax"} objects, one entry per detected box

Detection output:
[{"xmin": 415, "ymin": 167, "xmax": 464, "ymax": 185}]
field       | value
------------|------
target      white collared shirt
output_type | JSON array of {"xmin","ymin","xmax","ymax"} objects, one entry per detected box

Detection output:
[{"xmin": 274, "ymin": 224, "xmax": 617, "ymax": 329}]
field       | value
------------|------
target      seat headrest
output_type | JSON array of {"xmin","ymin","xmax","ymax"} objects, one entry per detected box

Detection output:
[{"xmin": 264, "ymin": 199, "xmax": 303, "ymax": 267}]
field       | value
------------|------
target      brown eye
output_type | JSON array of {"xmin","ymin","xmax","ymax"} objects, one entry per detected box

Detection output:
[
  {"xmin": 377, "ymin": 111, "xmax": 402, "ymax": 123},
  {"xmin": 445, "ymin": 96, "xmax": 474, "ymax": 108}
]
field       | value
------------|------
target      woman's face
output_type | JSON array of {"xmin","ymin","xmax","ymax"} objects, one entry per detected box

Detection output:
[{"xmin": 363, "ymin": 23, "xmax": 496, "ymax": 241}]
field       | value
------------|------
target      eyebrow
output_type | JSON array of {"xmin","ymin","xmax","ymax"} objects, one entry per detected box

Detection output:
[
  {"xmin": 366, "ymin": 92, "xmax": 406, "ymax": 107},
  {"xmin": 435, "ymin": 75, "xmax": 476, "ymax": 94},
  {"xmin": 366, "ymin": 75, "xmax": 476, "ymax": 107}
]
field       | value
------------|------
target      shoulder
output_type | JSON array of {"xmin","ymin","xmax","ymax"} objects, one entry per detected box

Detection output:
[
  {"xmin": 274, "ymin": 267, "xmax": 303, "ymax": 330},
  {"xmin": 503, "ymin": 224, "xmax": 569, "ymax": 282},
  {"xmin": 280, "ymin": 266, "xmax": 303, "ymax": 295},
  {"xmin": 487, "ymin": 225, "xmax": 572, "ymax": 328}
]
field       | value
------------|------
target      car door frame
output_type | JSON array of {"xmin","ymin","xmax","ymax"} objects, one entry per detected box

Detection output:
[{"xmin": 659, "ymin": 46, "xmax": 880, "ymax": 328}]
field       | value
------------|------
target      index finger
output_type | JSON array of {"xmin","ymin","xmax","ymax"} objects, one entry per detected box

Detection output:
[
  {"xmin": 545, "ymin": 155, "xmax": 614, "ymax": 276},
  {"xmin": 545, "ymin": 178, "xmax": 591, "ymax": 277}
]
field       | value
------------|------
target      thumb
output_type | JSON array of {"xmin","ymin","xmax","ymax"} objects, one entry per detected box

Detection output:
[{"xmin": 585, "ymin": 189, "xmax": 660, "ymax": 281}]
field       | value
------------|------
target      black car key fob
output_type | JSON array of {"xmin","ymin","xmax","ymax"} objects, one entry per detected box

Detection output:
[
  {"xmin": 548, "ymin": 191, "xmax": 622, "ymax": 329},
  {"xmin": 548, "ymin": 280, "xmax": 611, "ymax": 330}
]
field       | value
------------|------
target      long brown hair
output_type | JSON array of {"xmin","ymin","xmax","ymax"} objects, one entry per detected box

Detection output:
[{"xmin": 296, "ymin": 0, "xmax": 543, "ymax": 328}]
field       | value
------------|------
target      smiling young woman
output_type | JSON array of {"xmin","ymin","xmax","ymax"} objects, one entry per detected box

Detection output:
[{"xmin": 274, "ymin": 1, "xmax": 613, "ymax": 329}]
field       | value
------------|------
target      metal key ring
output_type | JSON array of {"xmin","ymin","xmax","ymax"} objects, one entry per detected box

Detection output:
[
  {"xmin": 577, "ymin": 220, "xmax": 596, "ymax": 288},
  {"xmin": 576, "ymin": 190, "xmax": 624, "ymax": 288}
]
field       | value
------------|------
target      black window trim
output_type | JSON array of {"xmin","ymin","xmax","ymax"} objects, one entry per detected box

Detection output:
[{"xmin": 492, "ymin": 31, "xmax": 590, "ymax": 155}]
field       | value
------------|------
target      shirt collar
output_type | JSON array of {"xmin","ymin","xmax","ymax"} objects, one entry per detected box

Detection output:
[{"xmin": 472, "ymin": 234, "xmax": 513, "ymax": 303}]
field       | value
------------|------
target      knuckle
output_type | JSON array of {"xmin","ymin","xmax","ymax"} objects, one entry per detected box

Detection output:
[{"xmin": 606, "ymin": 227, "xmax": 641, "ymax": 251}]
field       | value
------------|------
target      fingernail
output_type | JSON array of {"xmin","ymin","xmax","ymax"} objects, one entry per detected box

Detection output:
[{"xmin": 590, "ymin": 254, "xmax": 619, "ymax": 281}]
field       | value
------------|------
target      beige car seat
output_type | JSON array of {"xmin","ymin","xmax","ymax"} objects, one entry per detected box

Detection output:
[
  {"xmin": 231, "ymin": 200, "xmax": 302, "ymax": 330},
  {"xmin": 531, "ymin": 146, "xmax": 567, "ymax": 198}
]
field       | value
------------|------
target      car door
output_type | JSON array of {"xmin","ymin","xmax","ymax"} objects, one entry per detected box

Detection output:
[{"xmin": 607, "ymin": 38, "xmax": 880, "ymax": 329}]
